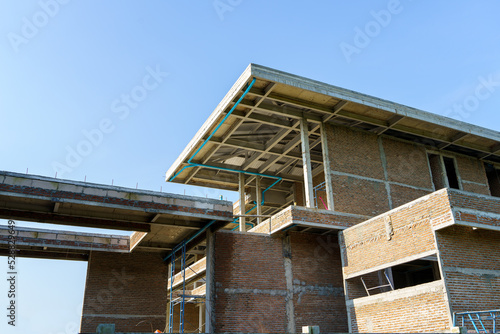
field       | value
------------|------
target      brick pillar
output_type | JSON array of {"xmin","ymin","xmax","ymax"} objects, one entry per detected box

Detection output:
[{"xmin": 80, "ymin": 251, "xmax": 167, "ymax": 332}]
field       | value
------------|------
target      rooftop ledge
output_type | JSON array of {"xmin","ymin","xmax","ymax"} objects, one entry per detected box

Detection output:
[{"xmin": 248, "ymin": 205, "xmax": 369, "ymax": 235}]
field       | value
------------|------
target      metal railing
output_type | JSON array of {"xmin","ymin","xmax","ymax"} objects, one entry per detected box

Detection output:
[{"xmin": 453, "ymin": 310, "xmax": 500, "ymax": 333}]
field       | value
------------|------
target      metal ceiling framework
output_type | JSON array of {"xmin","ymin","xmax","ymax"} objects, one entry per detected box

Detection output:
[{"xmin": 166, "ymin": 64, "xmax": 500, "ymax": 225}]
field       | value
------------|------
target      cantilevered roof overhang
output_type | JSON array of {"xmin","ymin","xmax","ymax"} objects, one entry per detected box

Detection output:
[
  {"xmin": 166, "ymin": 63, "xmax": 500, "ymax": 208},
  {"xmin": 0, "ymin": 171, "xmax": 232, "ymax": 256}
]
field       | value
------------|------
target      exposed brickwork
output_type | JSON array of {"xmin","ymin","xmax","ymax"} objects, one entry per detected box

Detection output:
[
  {"xmin": 389, "ymin": 184, "xmax": 431, "ymax": 208},
  {"xmin": 456, "ymin": 156, "xmax": 489, "ymax": 186},
  {"xmin": 213, "ymin": 231, "xmax": 348, "ymax": 333},
  {"xmin": 448, "ymin": 189, "xmax": 500, "ymax": 213},
  {"xmin": 290, "ymin": 233, "xmax": 348, "ymax": 332},
  {"xmin": 249, "ymin": 206, "xmax": 367, "ymax": 234},
  {"xmin": 0, "ymin": 227, "xmax": 129, "ymax": 252},
  {"xmin": 328, "ymin": 126, "xmax": 385, "ymax": 180},
  {"xmin": 453, "ymin": 209, "xmax": 500, "ymax": 230},
  {"xmin": 347, "ymin": 281, "xmax": 450, "ymax": 333},
  {"xmin": 435, "ymin": 225, "xmax": 500, "ymax": 313},
  {"xmin": 339, "ymin": 188, "xmax": 500, "ymax": 332},
  {"xmin": 462, "ymin": 182, "xmax": 490, "ymax": 195},
  {"xmin": 340, "ymin": 190, "xmax": 450, "ymax": 277},
  {"xmin": 214, "ymin": 231, "xmax": 287, "ymax": 333},
  {"xmin": 249, "ymin": 206, "xmax": 292, "ymax": 234},
  {"xmin": 322, "ymin": 125, "xmax": 491, "ymax": 219},
  {"xmin": 290, "ymin": 206, "xmax": 366, "ymax": 229},
  {"xmin": 81, "ymin": 251, "xmax": 167, "ymax": 332},
  {"xmin": 382, "ymin": 138, "xmax": 434, "ymax": 189},
  {"xmin": 331, "ymin": 174, "xmax": 390, "ymax": 216}
]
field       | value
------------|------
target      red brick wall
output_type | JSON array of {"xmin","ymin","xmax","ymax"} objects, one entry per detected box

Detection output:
[
  {"xmin": 389, "ymin": 184, "xmax": 431, "ymax": 209},
  {"xmin": 455, "ymin": 156, "xmax": 490, "ymax": 195},
  {"xmin": 347, "ymin": 281, "xmax": 450, "ymax": 333},
  {"xmin": 249, "ymin": 206, "xmax": 292, "ymax": 233},
  {"xmin": 448, "ymin": 189, "xmax": 500, "ymax": 213},
  {"xmin": 81, "ymin": 251, "xmax": 167, "ymax": 332},
  {"xmin": 331, "ymin": 174, "xmax": 390, "ymax": 216},
  {"xmin": 289, "ymin": 206, "xmax": 366, "ymax": 229},
  {"xmin": 340, "ymin": 190, "xmax": 451, "ymax": 277},
  {"xmin": 249, "ymin": 206, "xmax": 367, "ymax": 234},
  {"xmin": 323, "ymin": 125, "xmax": 489, "ymax": 218},
  {"xmin": 213, "ymin": 231, "xmax": 348, "ymax": 333},
  {"xmin": 290, "ymin": 233, "xmax": 348, "ymax": 332},
  {"xmin": 329, "ymin": 126, "xmax": 385, "ymax": 180},
  {"xmin": 214, "ymin": 231, "xmax": 287, "ymax": 333},
  {"xmin": 435, "ymin": 225, "xmax": 500, "ymax": 313},
  {"xmin": 382, "ymin": 138, "xmax": 433, "ymax": 189}
]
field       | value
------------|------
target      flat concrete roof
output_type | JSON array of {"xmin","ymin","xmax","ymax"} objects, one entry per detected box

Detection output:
[
  {"xmin": 166, "ymin": 64, "xmax": 500, "ymax": 206},
  {"xmin": 0, "ymin": 171, "xmax": 232, "ymax": 257}
]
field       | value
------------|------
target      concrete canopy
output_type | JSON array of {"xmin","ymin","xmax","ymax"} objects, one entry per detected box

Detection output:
[
  {"xmin": 0, "ymin": 171, "xmax": 232, "ymax": 259},
  {"xmin": 166, "ymin": 64, "xmax": 500, "ymax": 219}
]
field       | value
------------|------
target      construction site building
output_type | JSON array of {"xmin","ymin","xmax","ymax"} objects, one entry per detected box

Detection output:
[{"xmin": 1, "ymin": 64, "xmax": 500, "ymax": 333}]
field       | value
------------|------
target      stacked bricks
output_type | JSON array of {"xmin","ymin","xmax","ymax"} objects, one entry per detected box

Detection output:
[
  {"xmin": 340, "ymin": 190, "xmax": 451, "ymax": 278},
  {"xmin": 327, "ymin": 126, "xmax": 390, "ymax": 216},
  {"xmin": 80, "ymin": 251, "xmax": 168, "ymax": 332},
  {"xmin": 348, "ymin": 281, "xmax": 450, "ymax": 333},
  {"xmin": 340, "ymin": 189, "xmax": 454, "ymax": 333},
  {"xmin": 323, "ymin": 124, "xmax": 493, "ymax": 217},
  {"xmin": 289, "ymin": 232, "xmax": 347, "ymax": 332},
  {"xmin": 213, "ymin": 230, "xmax": 348, "ymax": 333},
  {"xmin": 435, "ymin": 225, "xmax": 500, "ymax": 313},
  {"xmin": 213, "ymin": 230, "xmax": 287, "ymax": 333},
  {"xmin": 455, "ymin": 156, "xmax": 490, "ymax": 195}
]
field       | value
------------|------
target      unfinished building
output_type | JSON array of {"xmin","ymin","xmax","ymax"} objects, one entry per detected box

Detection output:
[
  {"xmin": 163, "ymin": 64, "xmax": 500, "ymax": 333},
  {"xmin": 1, "ymin": 64, "xmax": 500, "ymax": 333}
]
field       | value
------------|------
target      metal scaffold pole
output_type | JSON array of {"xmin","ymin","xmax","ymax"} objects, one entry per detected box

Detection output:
[
  {"xmin": 168, "ymin": 252, "xmax": 176, "ymax": 333},
  {"xmin": 180, "ymin": 241, "xmax": 187, "ymax": 334}
]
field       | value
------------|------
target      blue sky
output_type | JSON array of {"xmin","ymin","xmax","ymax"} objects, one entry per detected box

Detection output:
[{"xmin": 1, "ymin": 1, "xmax": 500, "ymax": 333}]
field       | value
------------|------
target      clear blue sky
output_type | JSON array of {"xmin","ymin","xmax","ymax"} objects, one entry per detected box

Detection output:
[{"xmin": 1, "ymin": 1, "xmax": 500, "ymax": 333}]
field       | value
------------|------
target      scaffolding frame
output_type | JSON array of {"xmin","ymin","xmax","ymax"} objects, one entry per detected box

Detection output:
[
  {"xmin": 167, "ymin": 240, "xmax": 207, "ymax": 334},
  {"xmin": 453, "ymin": 310, "xmax": 500, "ymax": 333}
]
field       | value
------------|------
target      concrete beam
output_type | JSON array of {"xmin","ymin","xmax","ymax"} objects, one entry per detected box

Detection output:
[
  {"xmin": 0, "ymin": 225, "xmax": 130, "ymax": 253},
  {"xmin": 0, "ymin": 208, "xmax": 151, "ymax": 232}
]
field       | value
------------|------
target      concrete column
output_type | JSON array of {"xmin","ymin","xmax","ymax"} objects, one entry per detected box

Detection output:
[
  {"xmin": 300, "ymin": 116, "xmax": 314, "ymax": 208},
  {"xmin": 239, "ymin": 173, "xmax": 246, "ymax": 232},
  {"xmin": 282, "ymin": 235, "xmax": 296, "ymax": 333},
  {"xmin": 320, "ymin": 122, "xmax": 335, "ymax": 211},
  {"xmin": 256, "ymin": 176, "xmax": 262, "ymax": 225},
  {"xmin": 199, "ymin": 304, "xmax": 204, "ymax": 333},
  {"xmin": 205, "ymin": 229, "xmax": 215, "ymax": 333}
]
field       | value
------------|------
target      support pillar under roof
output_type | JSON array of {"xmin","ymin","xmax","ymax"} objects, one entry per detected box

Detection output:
[
  {"xmin": 320, "ymin": 122, "xmax": 335, "ymax": 211},
  {"xmin": 300, "ymin": 116, "xmax": 314, "ymax": 208},
  {"xmin": 239, "ymin": 173, "xmax": 246, "ymax": 232},
  {"xmin": 256, "ymin": 176, "xmax": 262, "ymax": 225}
]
